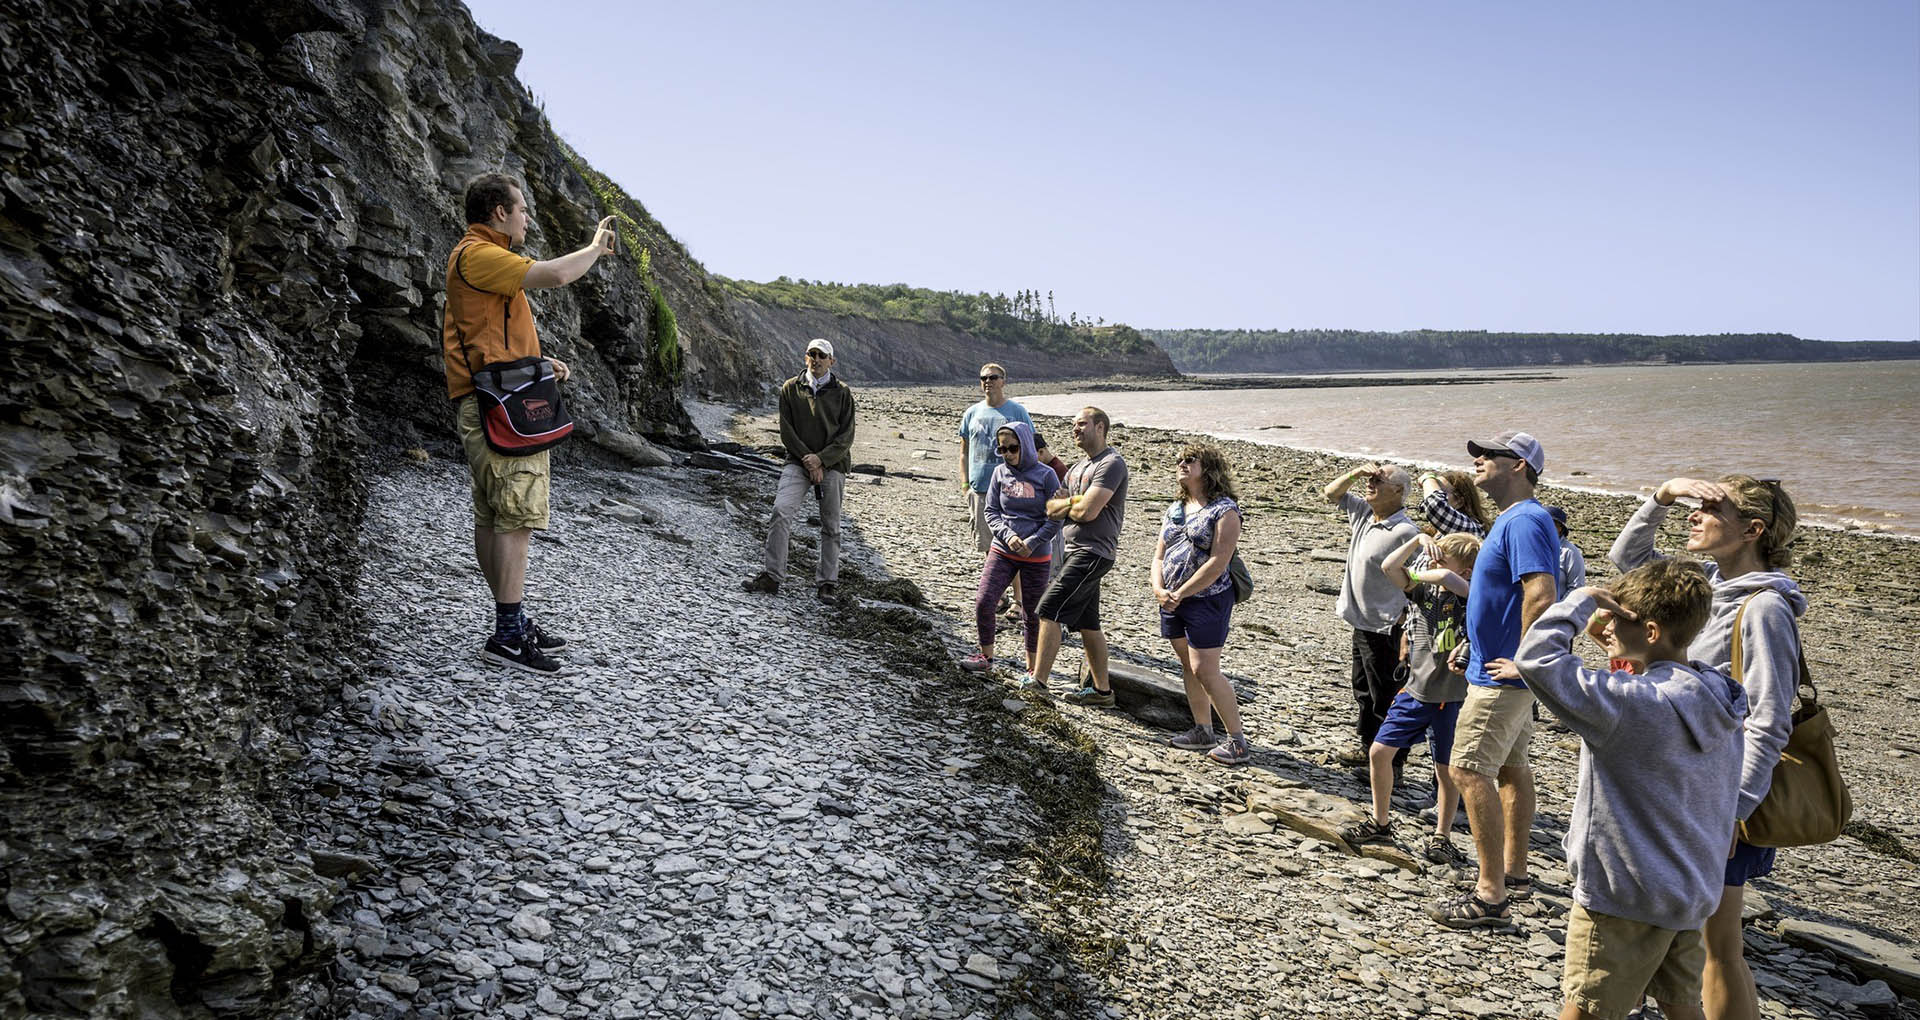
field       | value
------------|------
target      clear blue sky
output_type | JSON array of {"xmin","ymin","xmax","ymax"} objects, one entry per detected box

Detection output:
[{"xmin": 467, "ymin": 0, "xmax": 1919, "ymax": 340}]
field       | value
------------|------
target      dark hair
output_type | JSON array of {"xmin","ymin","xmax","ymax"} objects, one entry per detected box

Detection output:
[
  {"xmin": 464, "ymin": 173, "xmax": 522, "ymax": 225},
  {"xmin": 1177, "ymin": 442, "xmax": 1239, "ymax": 504},
  {"xmin": 1032, "ymin": 432, "xmax": 1050, "ymax": 450},
  {"xmin": 1080, "ymin": 406, "xmax": 1110, "ymax": 433},
  {"xmin": 1523, "ymin": 463, "xmax": 1540, "ymax": 486}
]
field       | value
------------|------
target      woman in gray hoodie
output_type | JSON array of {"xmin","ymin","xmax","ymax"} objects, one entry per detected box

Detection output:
[{"xmin": 1609, "ymin": 474, "xmax": 1803, "ymax": 1020}]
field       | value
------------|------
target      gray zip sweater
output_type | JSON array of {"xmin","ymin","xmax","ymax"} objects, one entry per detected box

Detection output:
[
  {"xmin": 1610, "ymin": 498, "xmax": 1808, "ymax": 819},
  {"xmin": 1518, "ymin": 592, "xmax": 1748, "ymax": 930}
]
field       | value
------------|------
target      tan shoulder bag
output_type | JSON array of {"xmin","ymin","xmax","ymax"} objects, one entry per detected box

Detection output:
[{"xmin": 1730, "ymin": 594, "xmax": 1852, "ymax": 847}]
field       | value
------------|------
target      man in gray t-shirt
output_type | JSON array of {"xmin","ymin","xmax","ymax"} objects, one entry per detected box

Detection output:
[
  {"xmin": 1061, "ymin": 447, "xmax": 1128, "ymax": 558},
  {"xmin": 1026, "ymin": 407, "xmax": 1128, "ymax": 700},
  {"xmin": 1322, "ymin": 462, "xmax": 1419, "ymax": 765}
]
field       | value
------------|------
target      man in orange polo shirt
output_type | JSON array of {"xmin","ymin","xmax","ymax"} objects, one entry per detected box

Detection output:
[{"xmin": 443, "ymin": 172, "xmax": 616, "ymax": 674}]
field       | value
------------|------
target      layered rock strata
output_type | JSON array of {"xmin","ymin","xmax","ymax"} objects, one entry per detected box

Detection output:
[{"xmin": 0, "ymin": 0, "xmax": 736, "ymax": 1014}]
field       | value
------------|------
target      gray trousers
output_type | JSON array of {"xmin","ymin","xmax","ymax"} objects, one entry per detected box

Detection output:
[{"xmin": 762, "ymin": 463, "xmax": 844, "ymax": 584}]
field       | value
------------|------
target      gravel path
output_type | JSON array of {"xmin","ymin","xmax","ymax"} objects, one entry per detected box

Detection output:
[{"xmin": 302, "ymin": 457, "xmax": 1096, "ymax": 1019}]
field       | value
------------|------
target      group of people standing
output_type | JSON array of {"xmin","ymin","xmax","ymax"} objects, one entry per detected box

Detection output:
[
  {"xmin": 438, "ymin": 177, "xmax": 1811, "ymax": 1020},
  {"xmin": 955, "ymin": 366, "xmax": 1255, "ymax": 764},
  {"xmin": 1321, "ymin": 430, "xmax": 1807, "ymax": 1020}
]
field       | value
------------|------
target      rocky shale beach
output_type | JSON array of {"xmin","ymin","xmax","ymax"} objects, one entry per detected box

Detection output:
[{"xmin": 306, "ymin": 385, "xmax": 1920, "ymax": 1020}]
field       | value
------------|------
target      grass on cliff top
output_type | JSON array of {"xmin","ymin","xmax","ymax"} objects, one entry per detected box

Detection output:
[
  {"xmin": 552, "ymin": 134, "xmax": 726, "ymax": 306},
  {"xmin": 720, "ymin": 276, "xmax": 1154, "ymax": 359}
]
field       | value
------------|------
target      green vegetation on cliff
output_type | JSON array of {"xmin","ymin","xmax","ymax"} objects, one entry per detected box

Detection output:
[
  {"xmin": 720, "ymin": 277, "xmax": 1154, "ymax": 357},
  {"xmin": 1147, "ymin": 328, "xmax": 1920, "ymax": 373}
]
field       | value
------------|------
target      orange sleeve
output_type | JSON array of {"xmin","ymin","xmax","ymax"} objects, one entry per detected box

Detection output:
[{"xmin": 455, "ymin": 243, "xmax": 533, "ymax": 296}]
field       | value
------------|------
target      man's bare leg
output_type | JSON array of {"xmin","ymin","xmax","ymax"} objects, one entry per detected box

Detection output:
[
  {"xmin": 1453, "ymin": 765, "xmax": 1507, "ymax": 903},
  {"xmin": 1499, "ymin": 764, "xmax": 1536, "ymax": 884}
]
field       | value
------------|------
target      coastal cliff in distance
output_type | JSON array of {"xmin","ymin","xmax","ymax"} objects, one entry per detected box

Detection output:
[
  {"xmin": 727, "ymin": 297, "xmax": 1179, "ymax": 382},
  {"xmin": 1148, "ymin": 328, "xmax": 1920, "ymax": 374},
  {"xmin": 721, "ymin": 278, "xmax": 1180, "ymax": 383}
]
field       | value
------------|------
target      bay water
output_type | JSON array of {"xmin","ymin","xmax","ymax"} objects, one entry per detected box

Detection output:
[{"xmin": 1025, "ymin": 360, "xmax": 1920, "ymax": 537}]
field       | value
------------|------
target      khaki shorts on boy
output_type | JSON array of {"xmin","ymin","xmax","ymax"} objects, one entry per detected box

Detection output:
[
  {"xmin": 1450, "ymin": 684, "xmax": 1534, "ymax": 777},
  {"xmin": 458, "ymin": 396, "xmax": 551, "ymax": 531},
  {"xmin": 1562, "ymin": 904, "xmax": 1706, "ymax": 1019}
]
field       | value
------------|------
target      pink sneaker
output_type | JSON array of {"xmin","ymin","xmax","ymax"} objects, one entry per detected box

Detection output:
[{"xmin": 959, "ymin": 653, "xmax": 993, "ymax": 673}]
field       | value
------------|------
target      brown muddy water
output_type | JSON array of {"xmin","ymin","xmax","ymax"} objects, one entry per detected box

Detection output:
[{"xmin": 1026, "ymin": 360, "xmax": 1920, "ymax": 536}]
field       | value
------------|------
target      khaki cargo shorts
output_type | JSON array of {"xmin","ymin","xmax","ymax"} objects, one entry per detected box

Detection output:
[
  {"xmin": 1562, "ymin": 904, "xmax": 1705, "ymax": 1019},
  {"xmin": 968, "ymin": 489, "xmax": 993, "ymax": 553},
  {"xmin": 1450, "ymin": 683, "xmax": 1534, "ymax": 777},
  {"xmin": 458, "ymin": 396, "xmax": 550, "ymax": 532}
]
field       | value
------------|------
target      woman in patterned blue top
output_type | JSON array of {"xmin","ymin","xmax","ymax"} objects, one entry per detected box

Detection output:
[{"xmin": 1151, "ymin": 443, "xmax": 1250, "ymax": 765}]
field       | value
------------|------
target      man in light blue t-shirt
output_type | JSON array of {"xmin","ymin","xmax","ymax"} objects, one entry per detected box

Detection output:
[
  {"xmin": 958, "ymin": 363, "xmax": 1033, "ymax": 554},
  {"xmin": 1432, "ymin": 429, "xmax": 1562, "ymax": 931}
]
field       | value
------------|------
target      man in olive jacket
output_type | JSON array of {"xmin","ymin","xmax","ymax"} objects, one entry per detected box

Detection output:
[{"xmin": 744, "ymin": 339, "xmax": 856, "ymax": 599}]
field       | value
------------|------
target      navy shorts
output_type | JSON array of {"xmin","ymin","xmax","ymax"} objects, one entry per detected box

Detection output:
[
  {"xmin": 1725, "ymin": 840, "xmax": 1777, "ymax": 887},
  {"xmin": 1036, "ymin": 550, "xmax": 1114, "ymax": 632},
  {"xmin": 1372, "ymin": 690, "xmax": 1462, "ymax": 765},
  {"xmin": 1159, "ymin": 587, "xmax": 1234, "ymax": 649}
]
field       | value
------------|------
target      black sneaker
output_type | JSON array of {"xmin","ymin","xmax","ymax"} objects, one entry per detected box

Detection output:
[
  {"xmin": 525, "ymin": 620, "xmax": 568, "ymax": 654},
  {"xmin": 484, "ymin": 636, "xmax": 561, "ymax": 675},
  {"xmin": 742, "ymin": 572, "xmax": 780, "ymax": 595}
]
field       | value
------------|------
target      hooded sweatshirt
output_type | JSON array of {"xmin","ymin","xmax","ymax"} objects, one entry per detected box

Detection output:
[
  {"xmin": 1518, "ymin": 592, "xmax": 1748, "ymax": 930},
  {"xmin": 983, "ymin": 421, "xmax": 1061, "ymax": 559},
  {"xmin": 1610, "ymin": 497, "xmax": 1809, "ymax": 819}
]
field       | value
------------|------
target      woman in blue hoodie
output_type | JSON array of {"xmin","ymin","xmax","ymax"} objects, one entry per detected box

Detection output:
[
  {"xmin": 961, "ymin": 422, "xmax": 1064, "ymax": 678},
  {"xmin": 1610, "ymin": 474, "xmax": 1803, "ymax": 1020}
]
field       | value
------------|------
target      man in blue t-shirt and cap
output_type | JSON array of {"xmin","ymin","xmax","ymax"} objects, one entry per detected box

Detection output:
[{"xmin": 1431, "ymin": 429, "xmax": 1563, "ymax": 930}]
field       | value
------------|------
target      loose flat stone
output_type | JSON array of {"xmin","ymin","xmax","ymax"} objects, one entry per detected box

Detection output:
[
  {"xmin": 1778, "ymin": 917, "xmax": 1920, "ymax": 997},
  {"xmin": 1245, "ymin": 781, "xmax": 1371, "ymax": 852},
  {"xmin": 1222, "ymin": 813, "xmax": 1274, "ymax": 836},
  {"xmin": 1810, "ymin": 975, "xmax": 1898, "ymax": 1007},
  {"xmin": 506, "ymin": 909, "xmax": 551, "ymax": 940},
  {"xmin": 964, "ymin": 952, "xmax": 999, "ymax": 979},
  {"xmin": 652, "ymin": 854, "xmax": 700, "ymax": 876}
]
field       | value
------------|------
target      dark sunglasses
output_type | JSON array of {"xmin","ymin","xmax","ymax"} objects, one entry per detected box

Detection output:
[
  {"xmin": 996, "ymin": 444, "xmax": 1020, "ymax": 453},
  {"xmin": 1177, "ymin": 455, "xmax": 1198, "ymax": 465},
  {"xmin": 805, "ymin": 350, "xmax": 830, "ymax": 359},
  {"xmin": 980, "ymin": 374, "xmax": 1003, "ymax": 382},
  {"xmin": 1480, "ymin": 450, "xmax": 1520, "ymax": 461}
]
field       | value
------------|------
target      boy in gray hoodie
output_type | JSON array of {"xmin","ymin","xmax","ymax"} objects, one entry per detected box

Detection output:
[{"xmin": 1490, "ymin": 559, "xmax": 1746, "ymax": 1020}]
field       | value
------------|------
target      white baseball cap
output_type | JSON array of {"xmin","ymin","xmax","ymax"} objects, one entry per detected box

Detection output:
[
  {"xmin": 1467, "ymin": 430, "xmax": 1545, "ymax": 474},
  {"xmin": 805, "ymin": 338, "xmax": 834, "ymax": 357}
]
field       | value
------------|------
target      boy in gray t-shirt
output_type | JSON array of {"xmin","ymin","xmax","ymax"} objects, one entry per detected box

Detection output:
[{"xmin": 1341, "ymin": 531, "xmax": 1482, "ymax": 867}]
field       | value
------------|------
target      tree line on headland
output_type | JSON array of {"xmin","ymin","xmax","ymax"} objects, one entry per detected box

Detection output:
[
  {"xmin": 718, "ymin": 277, "xmax": 1157, "ymax": 358},
  {"xmin": 1144, "ymin": 328, "xmax": 1920, "ymax": 374}
]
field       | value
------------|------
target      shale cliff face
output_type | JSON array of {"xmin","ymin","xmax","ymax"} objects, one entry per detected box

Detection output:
[
  {"xmin": 727, "ymin": 297, "xmax": 1181, "ymax": 384},
  {"xmin": 0, "ymin": 1, "xmax": 747, "ymax": 1015}
]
